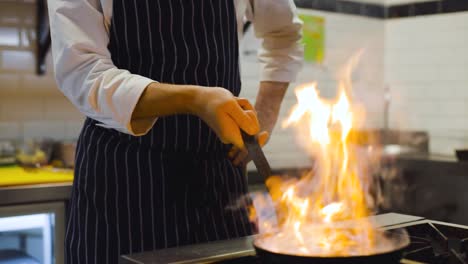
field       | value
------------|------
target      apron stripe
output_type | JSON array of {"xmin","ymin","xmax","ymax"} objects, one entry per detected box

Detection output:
[
  {"xmin": 113, "ymin": 141, "xmax": 122, "ymax": 257},
  {"xmin": 103, "ymin": 135, "xmax": 113, "ymax": 264},
  {"xmin": 91, "ymin": 131, "xmax": 106, "ymax": 263},
  {"xmin": 222, "ymin": 159, "xmax": 240, "ymax": 237},
  {"xmin": 190, "ymin": 0, "xmax": 203, "ymax": 154},
  {"xmin": 160, "ymin": 152, "xmax": 168, "ymax": 248},
  {"xmin": 78, "ymin": 128, "xmax": 96, "ymax": 264},
  {"xmin": 215, "ymin": 161, "xmax": 230, "ymax": 239},
  {"xmin": 156, "ymin": 0, "xmax": 166, "ymax": 149},
  {"xmin": 67, "ymin": 123, "xmax": 90, "ymax": 264},
  {"xmin": 201, "ymin": 0, "xmax": 213, "ymax": 152},
  {"xmin": 210, "ymin": 2, "xmax": 220, "ymax": 93},
  {"xmin": 124, "ymin": 143, "xmax": 133, "ymax": 253},
  {"xmin": 224, "ymin": 1, "xmax": 233, "ymax": 93},
  {"xmin": 136, "ymin": 149, "xmax": 144, "ymax": 251},
  {"xmin": 168, "ymin": 0, "xmax": 179, "ymax": 150},
  {"xmin": 183, "ymin": 185, "xmax": 190, "ymax": 243},
  {"xmin": 173, "ymin": 204, "xmax": 180, "ymax": 246},
  {"xmin": 221, "ymin": 162, "xmax": 239, "ymax": 237},
  {"xmin": 148, "ymin": 150, "xmax": 156, "ymax": 250}
]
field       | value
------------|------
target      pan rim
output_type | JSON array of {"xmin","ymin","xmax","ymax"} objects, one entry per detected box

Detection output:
[{"xmin": 252, "ymin": 227, "xmax": 410, "ymax": 259}]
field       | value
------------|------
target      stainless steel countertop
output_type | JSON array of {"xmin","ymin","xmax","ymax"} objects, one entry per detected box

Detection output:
[
  {"xmin": 120, "ymin": 213, "xmax": 424, "ymax": 264},
  {"xmin": 0, "ymin": 182, "xmax": 72, "ymax": 206}
]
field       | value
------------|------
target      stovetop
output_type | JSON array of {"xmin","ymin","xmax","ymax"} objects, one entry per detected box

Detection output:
[
  {"xmin": 214, "ymin": 221, "xmax": 468, "ymax": 264},
  {"xmin": 403, "ymin": 221, "xmax": 468, "ymax": 263},
  {"xmin": 120, "ymin": 213, "xmax": 468, "ymax": 264}
]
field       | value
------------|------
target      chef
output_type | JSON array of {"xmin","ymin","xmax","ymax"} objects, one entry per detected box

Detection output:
[{"xmin": 48, "ymin": 0, "xmax": 303, "ymax": 263}]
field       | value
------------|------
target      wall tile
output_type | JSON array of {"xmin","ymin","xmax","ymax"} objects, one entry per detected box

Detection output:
[
  {"xmin": 22, "ymin": 121, "xmax": 66, "ymax": 140},
  {"xmin": 0, "ymin": 27, "xmax": 20, "ymax": 46},
  {"xmin": 21, "ymin": 73, "xmax": 59, "ymax": 93},
  {"xmin": 0, "ymin": 121, "xmax": 20, "ymax": 140},
  {"xmin": 385, "ymin": 12, "xmax": 468, "ymax": 155},
  {"xmin": 0, "ymin": 97, "xmax": 44, "ymax": 121},
  {"xmin": 44, "ymin": 97, "xmax": 83, "ymax": 121},
  {"xmin": 0, "ymin": 73, "xmax": 20, "ymax": 92},
  {"xmin": 1, "ymin": 50, "xmax": 35, "ymax": 72},
  {"xmin": 65, "ymin": 121, "xmax": 84, "ymax": 140}
]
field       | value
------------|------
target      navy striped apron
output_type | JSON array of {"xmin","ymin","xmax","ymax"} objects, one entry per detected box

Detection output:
[{"xmin": 64, "ymin": 1, "xmax": 254, "ymax": 263}]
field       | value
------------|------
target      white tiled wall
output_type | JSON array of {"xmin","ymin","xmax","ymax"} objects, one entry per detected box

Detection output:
[
  {"xmin": 385, "ymin": 12, "xmax": 468, "ymax": 155},
  {"xmin": 0, "ymin": 0, "xmax": 83, "ymax": 141},
  {"xmin": 241, "ymin": 9, "xmax": 385, "ymax": 168}
]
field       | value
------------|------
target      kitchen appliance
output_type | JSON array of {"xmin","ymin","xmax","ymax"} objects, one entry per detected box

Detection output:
[
  {"xmin": 455, "ymin": 149, "xmax": 468, "ymax": 162},
  {"xmin": 0, "ymin": 141, "xmax": 15, "ymax": 166},
  {"xmin": 0, "ymin": 202, "xmax": 65, "ymax": 264},
  {"xmin": 120, "ymin": 213, "xmax": 468, "ymax": 264}
]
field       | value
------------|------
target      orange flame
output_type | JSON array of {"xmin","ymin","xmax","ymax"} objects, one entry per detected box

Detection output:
[{"xmin": 252, "ymin": 54, "xmax": 403, "ymax": 256}]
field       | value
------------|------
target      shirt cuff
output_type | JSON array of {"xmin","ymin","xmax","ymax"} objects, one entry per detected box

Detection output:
[
  {"xmin": 260, "ymin": 68, "xmax": 298, "ymax": 83},
  {"xmin": 119, "ymin": 76, "xmax": 158, "ymax": 136}
]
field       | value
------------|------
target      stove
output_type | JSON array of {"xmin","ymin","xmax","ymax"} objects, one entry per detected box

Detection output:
[{"xmin": 120, "ymin": 213, "xmax": 468, "ymax": 264}]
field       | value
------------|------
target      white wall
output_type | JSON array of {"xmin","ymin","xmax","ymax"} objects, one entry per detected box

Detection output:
[
  {"xmin": 241, "ymin": 9, "xmax": 385, "ymax": 169},
  {"xmin": 385, "ymin": 12, "xmax": 468, "ymax": 155},
  {"xmin": 0, "ymin": 1, "xmax": 83, "ymax": 141}
]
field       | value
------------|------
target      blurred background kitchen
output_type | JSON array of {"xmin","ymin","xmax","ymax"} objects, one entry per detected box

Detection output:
[{"xmin": 0, "ymin": 0, "xmax": 467, "ymax": 263}]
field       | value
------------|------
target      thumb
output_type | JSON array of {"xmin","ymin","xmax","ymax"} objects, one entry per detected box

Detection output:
[{"xmin": 257, "ymin": 131, "xmax": 269, "ymax": 147}]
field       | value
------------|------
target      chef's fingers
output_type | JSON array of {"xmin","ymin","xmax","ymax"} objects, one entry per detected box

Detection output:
[
  {"xmin": 228, "ymin": 146, "xmax": 238, "ymax": 159},
  {"xmin": 233, "ymin": 149, "xmax": 249, "ymax": 166},
  {"xmin": 227, "ymin": 101, "xmax": 260, "ymax": 135},
  {"xmin": 228, "ymin": 145, "xmax": 247, "ymax": 166},
  {"xmin": 258, "ymin": 131, "xmax": 270, "ymax": 147},
  {"xmin": 236, "ymin": 98, "xmax": 256, "ymax": 112},
  {"xmin": 245, "ymin": 110, "xmax": 258, "ymax": 126},
  {"xmin": 237, "ymin": 98, "xmax": 260, "ymax": 136},
  {"xmin": 218, "ymin": 114, "xmax": 244, "ymax": 149}
]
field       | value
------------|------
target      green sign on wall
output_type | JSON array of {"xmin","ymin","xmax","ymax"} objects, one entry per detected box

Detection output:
[{"xmin": 299, "ymin": 14, "xmax": 325, "ymax": 64}]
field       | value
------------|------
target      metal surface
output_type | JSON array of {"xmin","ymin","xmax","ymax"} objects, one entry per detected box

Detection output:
[
  {"xmin": 242, "ymin": 132, "xmax": 272, "ymax": 182},
  {"xmin": 253, "ymin": 228, "xmax": 409, "ymax": 264},
  {"xmin": 0, "ymin": 183, "xmax": 72, "ymax": 206},
  {"xmin": 120, "ymin": 213, "xmax": 424, "ymax": 264},
  {"xmin": 120, "ymin": 236, "xmax": 256, "ymax": 264},
  {"xmin": 0, "ymin": 202, "xmax": 66, "ymax": 264}
]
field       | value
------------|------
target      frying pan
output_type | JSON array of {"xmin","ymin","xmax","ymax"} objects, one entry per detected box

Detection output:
[{"xmin": 253, "ymin": 228, "xmax": 410, "ymax": 264}]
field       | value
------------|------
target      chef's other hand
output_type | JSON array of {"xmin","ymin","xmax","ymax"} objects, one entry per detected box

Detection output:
[
  {"xmin": 192, "ymin": 87, "xmax": 260, "ymax": 149},
  {"xmin": 228, "ymin": 131, "xmax": 269, "ymax": 166}
]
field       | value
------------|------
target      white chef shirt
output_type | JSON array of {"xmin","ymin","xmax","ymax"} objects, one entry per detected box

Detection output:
[{"xmin": 48, "ymin": 0, "xmax": 304, "ymax": 136}]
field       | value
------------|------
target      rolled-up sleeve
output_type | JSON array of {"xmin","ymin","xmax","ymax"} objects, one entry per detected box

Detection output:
[
  {"xmin": 48, "ymin": 0, "xmax": 157, "ymax": 136},
  {"xmin": 246, "ymin": 0, "xmax": 304, "ymax": 83}
]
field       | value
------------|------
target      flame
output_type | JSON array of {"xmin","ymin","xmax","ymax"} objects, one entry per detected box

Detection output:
[{"xmin": 252, "ymin": 54, "xmax": 405, "ymax": 257}]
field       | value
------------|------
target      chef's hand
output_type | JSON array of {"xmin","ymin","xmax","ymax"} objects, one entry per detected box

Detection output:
[
  {"xmin": 192, "ymin": 87, "xmax": 260, "ymax": 149},
  {"xmin": 228, "ymin": 81, "xmax": 288, "ymax": 166}
]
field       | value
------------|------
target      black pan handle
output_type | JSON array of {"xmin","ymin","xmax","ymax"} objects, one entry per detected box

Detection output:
[{"xmin": 241, "ymin": 131, "xmax": 273, "ymax": 181}]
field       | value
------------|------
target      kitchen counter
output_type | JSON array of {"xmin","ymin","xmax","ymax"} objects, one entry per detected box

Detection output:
[
  {"xmin": 0, "ymin": 182, "xmax": 72, "ymax": 206},
  {"xmin": 395, "ymin": 153, "xmax": 468, "ymax": 179},
  {"xmin": 0, "ymin": 153, "xmax": 465, "ymax": 212}
]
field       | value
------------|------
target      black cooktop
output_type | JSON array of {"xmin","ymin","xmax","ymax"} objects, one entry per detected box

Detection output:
[
  {"xmin": 216, "ymin": 222, "xmax": 468, "ymax": 264},
  {"xmin": 120, "ymin": 214, "xmax": 468, "ymax": 264}
]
